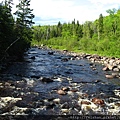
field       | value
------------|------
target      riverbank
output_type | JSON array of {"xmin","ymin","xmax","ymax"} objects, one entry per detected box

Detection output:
[{"xmin": 37, "ymin": 45, "xmax": 120, "ymax": 79}]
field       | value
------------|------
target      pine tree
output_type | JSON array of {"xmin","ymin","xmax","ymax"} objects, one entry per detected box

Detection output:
[
  {"xmin": 0, "ymin": 0, "xmax": 14, "ymax": 58},
  {"xmin": 14, "ymin": 0, "xmax": 35, "ymax": 56},
  {"xmin": 98, "ymin": 14, "xmax": 103, "ymax": 40}
]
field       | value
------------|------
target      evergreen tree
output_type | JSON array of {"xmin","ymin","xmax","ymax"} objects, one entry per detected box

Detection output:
[
  {"xmin": 57, "ymin": 21, "xmax": 62, "ymax": 37},
  {"xmin": 98, "ymin": 14, "xmax": 103, "ymax": 40},
  {"xmin": 14, "ymin": 0, "xmax": 35, "ymax": 56},
  {"xmin": 0, "ymin": 0, "xmax": 14, "ymax": 59}
]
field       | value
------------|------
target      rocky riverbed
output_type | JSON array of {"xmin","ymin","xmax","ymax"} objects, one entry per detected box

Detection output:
[{"xmin": 0, "ymin": 47, "xmax": 120, "ymax": 119}]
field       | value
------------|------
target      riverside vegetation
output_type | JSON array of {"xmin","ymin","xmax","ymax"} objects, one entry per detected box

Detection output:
[
  {"xmin": 32, "ymin": 8, "xmax": 120, "ymax": 58},
  {"xmin": 0, "ymin": 0, "xmax": 34, "ymax": 61}
]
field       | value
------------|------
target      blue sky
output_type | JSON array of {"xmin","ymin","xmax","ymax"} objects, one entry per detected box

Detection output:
[{"xmin": 1, "ymin": 0, "xmax": 120, "ymax": 25}]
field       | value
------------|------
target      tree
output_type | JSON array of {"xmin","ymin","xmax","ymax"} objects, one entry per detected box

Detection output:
[
  {"xmin": 98, "ymin": 14, "xmax": 103, "ymax": 40},
  {"xmin": 33, "ymin": 26, "xmax": 42, "ymax": 44},
  {"xmin": 57, "ymin": 21, "xmax": 62, "ymax": 37},
  {"xmin": 83, "ymin": 21, "xmax": 93, "ymax": 39},
  {"xmin": 0, "ymin": 0, "xmax": 14, "ymax": 58},
  {"xmin": 14, "ymin": 0, "xmax": 35, "ymax": 56}
]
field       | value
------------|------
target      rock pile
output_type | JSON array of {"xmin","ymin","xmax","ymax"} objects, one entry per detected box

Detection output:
[
  {"xmin": 63, "ymin": 51, "xmax": 120, "ymax": 79},
  {"xmin": 83, "ymin": 55, "xmax": 120, "ymax": 79}
]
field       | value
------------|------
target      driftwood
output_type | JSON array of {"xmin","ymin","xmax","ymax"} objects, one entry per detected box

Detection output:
[{"xmin": 0, "ymin": 37, "xmax": 20, "ymax": 61}]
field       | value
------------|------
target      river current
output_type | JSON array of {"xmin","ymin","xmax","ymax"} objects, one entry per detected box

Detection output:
[{"xmin": 0, "ymin": 47, "xmax": 120, "ymax": 116}]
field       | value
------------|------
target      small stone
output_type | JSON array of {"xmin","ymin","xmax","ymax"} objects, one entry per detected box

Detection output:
[
  {"xmin": 5, "ymin": 82, "xmax": 11, "ymax": 86},
  {"xmin": 48, "ymin": 51, "xmax": 54, "ymax": 55},
  {"xmin": 30, "ymin": 56, "xmax": 35, "ymax": 59},
  {"xmin": 31, "ymin": 75, "xmax": 40, "ymax": 79},
  {"xmin": 109, "ymin": 59, "xmax": 115, "ymax": 65},
  {"xmin": 116, "ymin": 60, "xmax": 120, "ymax": 64},
  {"xmin": 113, "ymin": 68, "xmax": 119, "ymax": 72},
  {"xmin": 82, "ymin": 93, "xmax": 89, "ymax": 98},
  {"xmin": 71, "ymin": 88, "xmax": 78, "ymax": 92},
  {"xmin": 61, "ymin": 109, "xmax": 69, "ymax": 113},
  {"xmin": 102, "ymin": 66, "xmax": 109, "ymax": 71},
  {"xmin": 81, "ymin": 101, "xmax": 91, "ymax": 105},
  {"xmin": 61, "ymin": 58, "xmax": 69, "ymax": 62},
  {"xmin": 117, "ymin": 64, "xmax": 120, "ymax": 69},
  {"xmin": 106, "ymin": 64, "xmax": 113, "ymax": 70},
  {"xmin": 105, "ymin": 74, "xmax": 115, "ymax": 79},
  {"xmin": 40, "ymin": 77, "xmax": 53, "ymax": 82},
  {"xmin": 92, "ymin": 98, "xmax": 104, "ymax": 105},
  {"xmin": 57, "ymin": 90, "xmax": 66, "ymax": 95},
  {"xmin": 62, "ymin": 87, "xmax": 70, "ymax": 91},
  {"xmin": 112, "ymin": 73, "xmax": 119, "ymax": 77},
  {"xmin": 53, "ymin": 98, "xmax": 60, "ymax": 104},
  {"xmin": 95, "ymin": 80, "xmax": 101, "ymax": 83},
  {"xmin": 63, "ymin": 49, "xmax": 68, "ymax": 52},
  {"xmin": 61, "ymin": 102, "xmax": 69, "ymax": 109},
  {"xmin": 115, "ymin": 103, "xmax": 120, "ymax": 107}
]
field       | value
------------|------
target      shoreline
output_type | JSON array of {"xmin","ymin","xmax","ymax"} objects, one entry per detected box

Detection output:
[{"xmin": 36, "ymin": 45, "xmax": 120, "ymax": 79}]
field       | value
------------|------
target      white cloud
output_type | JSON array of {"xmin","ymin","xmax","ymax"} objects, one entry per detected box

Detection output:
[
  {"xmin": 88, "ymin": 0, "xmax": 120, "ymax": 5},
  {"xmin": 88, "ymin": 0, "xmax": 120, "ymax": 13},
  {"xmin": 0, "ymin": 0, "xmax": 120, "ymax": 25}
]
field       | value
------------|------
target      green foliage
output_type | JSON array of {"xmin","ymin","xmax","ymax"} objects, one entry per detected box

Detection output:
[
  {"xmin": 32, "ymin": 8, "xmax": 120, "ymax": 58},
  {"xmin": 12, "ymin": 0, "xmax": 34, "ymax": 56},
  {"xmin": 0, "ymin": 1, "xmax": 14, "ymax": 58},
  {"xmin": 0, "ymin": 0, "xmax": 34, "ymax": 60}
]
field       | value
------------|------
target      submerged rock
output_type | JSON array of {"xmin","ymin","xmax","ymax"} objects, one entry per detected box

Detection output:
[
  {"xmin": 61, "ymin": 58, "xmax": 69, "ymax": 62},
  {"xmin": 40, "ymin": 77, "xmax": 53, "ymax": 83},
  {"xmin": 30, "ymin": 56, "xmax": 35, "ymax": 59},
  {"xmin": 48, "ymin": 51, "xmax": 54, "ymax": 55}
]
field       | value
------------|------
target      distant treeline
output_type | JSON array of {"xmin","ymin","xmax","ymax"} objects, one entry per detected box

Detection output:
[
  {"xmin": 33, "ymin": 8, "xmax": 120, "ymax": 57},
  {"xmin": 0, "ymin": 0, "xmax": 34, "ymax": 61}
]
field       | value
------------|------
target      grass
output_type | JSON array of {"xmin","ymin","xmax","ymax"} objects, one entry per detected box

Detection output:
[{"xmin": 31, "ymin": 37, "xmax": 120, "ymax": 58}]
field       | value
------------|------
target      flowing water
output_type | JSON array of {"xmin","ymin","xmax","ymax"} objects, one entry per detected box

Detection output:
[{"xmin": 0, "ymin": 47, "xmax": 120, "ymax": 116}]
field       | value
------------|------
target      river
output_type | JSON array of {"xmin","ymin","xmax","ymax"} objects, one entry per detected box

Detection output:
[{"xmin": 0, "ymin": 47, "xmax": 120, "ymax": 117}]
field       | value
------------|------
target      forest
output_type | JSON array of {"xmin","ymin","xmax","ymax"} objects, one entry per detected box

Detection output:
[
  {"xmin": 32, "ymin": 8, "xmax": 120, "ymax": 58},
  {"xmin": 0, "ymin": 0, "xmax": 34, "ymax": 61},
  {"xmin": 0, "ymin": 0, "xmax": 120, "ymax": 62}
]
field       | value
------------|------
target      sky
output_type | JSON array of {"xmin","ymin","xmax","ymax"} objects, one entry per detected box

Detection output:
[{"xmin": 1, "ymin": 0, "xmax": 120, "ymax": 25}]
